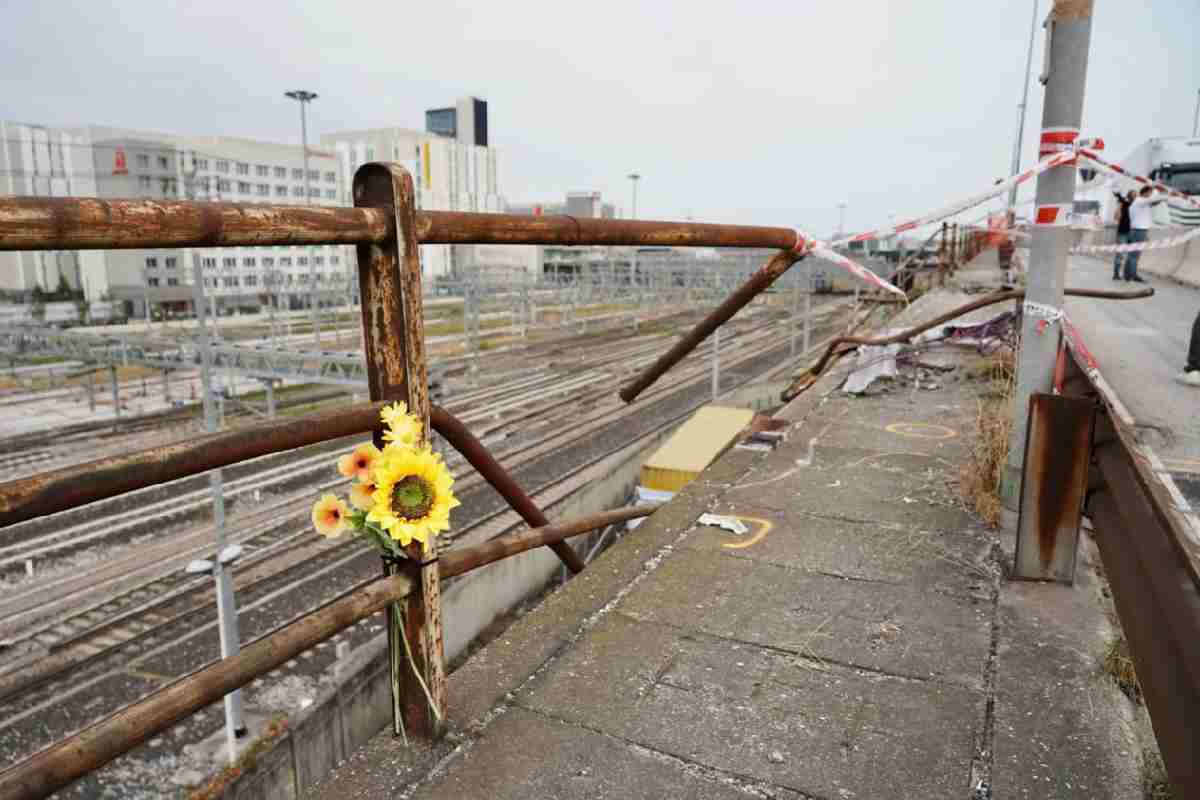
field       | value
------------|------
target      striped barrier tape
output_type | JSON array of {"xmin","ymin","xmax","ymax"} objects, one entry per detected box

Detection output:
[
  {"xmin": 1070, "ymin": 225, "xmax": 1200, "ymax": 255},
  {"xmin": 829, "ymin": 149, "xmax": 1078, "ymax": 250},
  {"xmin": 1077, "ymin": 148, "xmax": 1200, "ymax": 211},
  {"xmin": 792, "ymin": 229, "xmax": 908, "ymax": 300}
]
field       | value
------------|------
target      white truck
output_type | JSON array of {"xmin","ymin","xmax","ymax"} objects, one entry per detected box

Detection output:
[{"xmin": 1075, "ymin": 136, "xmax": 1200, "ymax": 227}]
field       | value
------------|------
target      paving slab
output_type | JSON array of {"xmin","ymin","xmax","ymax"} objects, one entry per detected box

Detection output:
[{"xmin": 517, "ymin": 614, "xmax": 981, "ymax": 800}]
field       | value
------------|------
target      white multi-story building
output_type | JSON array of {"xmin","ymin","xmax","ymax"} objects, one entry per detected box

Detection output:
[
  {"xmin": 1, "ymin": 123, "xmax": 350, "ymax": 315},
  {"xmin": 1, "ymin": 96, "xmax": 508, "ymax": 311},
  {"xmin": 323, "ymin": 96, "xmax": 506, "ymax": 279}
]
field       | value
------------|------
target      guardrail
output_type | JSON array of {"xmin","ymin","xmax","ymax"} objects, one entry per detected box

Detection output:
[
  {"xmin": 0, "ymin": 164, "xmax": 834, "ymax": 798},
  {"xmin": 1057, "ymin": 323, "xmax": 1200, "ymax": 797}
]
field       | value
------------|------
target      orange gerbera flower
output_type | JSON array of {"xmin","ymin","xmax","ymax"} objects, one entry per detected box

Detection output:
[
  {"xmin": 311, "ymin": 494, "xmax": 350, "ymax": 538},
  {"xmin": 337, "ymin": 442, "xmax": 380, "ymax": 483}
]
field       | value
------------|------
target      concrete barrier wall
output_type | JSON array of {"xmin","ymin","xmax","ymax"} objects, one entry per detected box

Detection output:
[{"xmin": 1075, "ymin": 228, "xmax": 1200, "ymax": 287}]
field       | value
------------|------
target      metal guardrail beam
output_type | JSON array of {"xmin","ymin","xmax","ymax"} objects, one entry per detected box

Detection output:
[
  {"xmin": 1061, "ymin": 334, "xmax": 1200, "ymax": 798},
  {"xmin": 0, "ymin": 196, "xmax": 803, "ymax": 252}
]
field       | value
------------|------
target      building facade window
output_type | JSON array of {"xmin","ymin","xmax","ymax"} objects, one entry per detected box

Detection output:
[
  {"xmin": 216, "ymin": 160, "xmax": 230, "ymax": 173},
  {"xmin": 197, "ymin": 177, "xmax": 210, "ymax": 192},
  {"xmin": 147, "ymin": 277, "xmax": 160, "ymax": 287},
  {"xmin": 325, "ymin": 189, "xmax": 336, "ymax": 199},
  {"xmin": 308, "ymin": 187, "xmax": 320, "ymax": 198},
  {"xmin": 257, "ymin": 183, "xmax": 269, "ymax": 196},
  {"xmin": 279, "ymin": 257, "xmax": 292, "ymax": 267},
  {"xmin": 324, "ymin": 171, "xmax": 336, "ymax": 182},
  {"xmin": 136, "ymin": 154, "xmax": 150, "ymax": 168},
  {"xmin": 255, "ymin": 165, "xmax": 269, "ymax": 177},
  {"xmin": 236, "ymin": 163, "xmax": 249, "ymax": 175},
  {"xmin": 157, "ymin": 155, "xmax": 169, "ymax": 169},
  {"xmin": 261, "ymin": 257, "xmax": 275, "ymax": 267},
  {"xmin": 145, "ymin": 257, "xmax": 158, "ymax": 268},
  {"xmin": 138, "ymin": 176, "xmax": 151, "ymax": 191},
  {"xmin": 244, "ymin": 275, "xmax": 258, "ymax": 287},
  {"xmin": 223, "ymin": 276, "xmax": 239, "ymax": 288},
  {"xmin": 195, "ymin": 158, "xmax": 209, "ymax": 170},
  {"xmin": 237, "ymin": 181, "xmax": 251, "ymax": 193},
  {"xmin": 330, "ymin": 255, "xmax": 340, "ymax": 265},
  {"xmin": 223, "ymin": 257, "xmax": 237, "ymax": 268},
  {"xmin": 292, "ymin": 186, "xmax": 304, "ymax": 197},
  {"xmin": 165, "ymin": 257, "xmax": 177, "ymax": 268},
  {"xmin": 167, "ymin": 277, "xmax": 179, "ymax": 286},
  {"xmin": 313, "ymin": 256, "xmax": 324, "ymax": 266},
  {"xmin": 274, "ymin": 166, "xmax": 287, "ymax": 178},
  {"xmin": 307, "ymin": 169, "xmax": 319, "ymax": 181},
  {"xmin": 275, "ymin": 185, "xmax": 288, "ymax": 196},
  {"xmin": 292, "ymin": 168, "xmax": 303, "ymax": 180},
  {"xmin": 202, "ymin": 257, "xmax": 217, "ymax": 269},
  {"xmin": 297, "ymin": 256, "xmax": 309, "ymax": 266},
  {"xmin": 242, "ymin": 257, "xmax": 256, "ymax": 267},
  {"xmin": 217, "ymin": 179, "xmax": 231, "ymax": 192},
  {"xmin": 161, "ymin": 177, "xmax": 176, "ymax": 196}
]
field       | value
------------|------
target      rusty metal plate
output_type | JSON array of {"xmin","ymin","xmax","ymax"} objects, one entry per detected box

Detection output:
[{"xmin": 1014, "ymin": 393, "xmax": 1095, "ymax": 582}]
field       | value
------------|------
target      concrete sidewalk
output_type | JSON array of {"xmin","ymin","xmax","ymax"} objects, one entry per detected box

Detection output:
[{"xmin": 307, "ymin": 294, "xmax": 1143, "ymax": 800}]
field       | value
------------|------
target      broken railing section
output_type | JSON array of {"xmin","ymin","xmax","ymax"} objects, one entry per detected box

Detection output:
[
  {"xmin": 0, "ymin": 505, "xmax": 659, "ymax": 800},
  {"xmin": 779, "ymin": 286, "xmax": 1155, "ymax": 402}
]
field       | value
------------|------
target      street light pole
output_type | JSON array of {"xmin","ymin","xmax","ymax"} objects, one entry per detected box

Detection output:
[
  {"xmin": 1193, "ymin": 88, "xmax": 1200, "ymax": 137},
  {"xmin": 628, "ymin": 173, "xmax": 641, "ymax": 305},
  {"xmin": 836, "ymin": 202, "xmax": 847, "ymax": 238},
  {"xmin": 285, "ymin": 89, "xmax": 319, "ymax": 349},
  {"xmin": 189, "ymin": 254, "xmax": 247, "ymax": 759},
  {"xmin": 1007, "ymin": 0, "xmax": 1040, "ymax": 212}
]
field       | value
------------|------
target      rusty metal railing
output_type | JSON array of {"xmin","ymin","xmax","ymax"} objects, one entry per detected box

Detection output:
[
  {"xmin": 0, "ymin": 165, "xmax": 820, "ymax": 798},
  {"xmin": 1056, "ymin": 328, "xmax": 1200, "ymax": 797}
]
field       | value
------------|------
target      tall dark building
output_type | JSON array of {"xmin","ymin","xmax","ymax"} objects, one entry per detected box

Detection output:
[{"xmin": 424, "ymin": 97, "xmax": 488, "ymax": 147}]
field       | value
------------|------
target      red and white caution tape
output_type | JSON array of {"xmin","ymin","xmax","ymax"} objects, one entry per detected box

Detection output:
[
  {"xmin": 829, "ymin": 149, "xmax": 1077, "ymax": 249},
  {"xmin": 793, "ymin": 229, "xmax": 907, "ymax": 299},
  {"xmin": 1077, "ymin": 148, "xmax": 1200, "ymax": 211},
  {"xmin": 1071, "ymin": 226, "xmax": 1200, "ymax": 255}
]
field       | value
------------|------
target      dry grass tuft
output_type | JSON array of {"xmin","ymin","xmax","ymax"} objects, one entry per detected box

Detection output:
[
  {"xmin": 1103, "ymin": 634, "xmax": 1142, "ymax": 703},
  {"xmin": 959, "ymin": 351, "xmax": 1016, "ymax": 527}
]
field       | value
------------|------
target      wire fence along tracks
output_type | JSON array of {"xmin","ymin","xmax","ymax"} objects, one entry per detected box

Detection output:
[{"xmin": 0, "ymin": 161, "xmax": 1191, "ymax": 797}]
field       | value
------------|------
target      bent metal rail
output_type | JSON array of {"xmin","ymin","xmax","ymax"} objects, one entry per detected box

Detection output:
[{"xmin": 0, "ymin": 163, "xmax": 818, "ymax": 799}]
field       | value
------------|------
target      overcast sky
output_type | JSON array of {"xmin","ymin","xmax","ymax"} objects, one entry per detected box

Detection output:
[{"xmin": 2, "ymin": 1, "xmax": 1197, "ymax": 235}]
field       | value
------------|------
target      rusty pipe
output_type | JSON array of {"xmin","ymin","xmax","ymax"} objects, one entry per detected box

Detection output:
[
  {"xmin": 801, "ymin": 286, "xmax": 1153, "ymax": 381},
  {"xmin": 0, "ymin": 572, "xmax": 414, "ymax": 800},
  {"xmin": 0, "ymin": 402, "xmax": 383, "ymax": 528},
  {"xmin": 619, "ymin": 249, "xmax": 802, "ymax": 403},
  {"xmin": 430, "ymin": 406, "xmax": 586, "ymax": 573},
  {"xmin": 0, "ymin": 196, "xmax": 804, "ymax": 252},
  {"xmin": 439, "ymin": 505, "xmax": 659, "ymax": 578}
]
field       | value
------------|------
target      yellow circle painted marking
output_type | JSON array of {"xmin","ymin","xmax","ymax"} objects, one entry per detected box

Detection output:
[
  {"xmin": 721, "ymin": 516, "xmax": 773, "ymax": 550},
  {"xmin": 884, "ymin": 422, "xmax": 958, "ymax": 440}
]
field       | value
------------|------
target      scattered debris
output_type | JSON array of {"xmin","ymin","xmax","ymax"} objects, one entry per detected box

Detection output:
[
  {"xmin": 696, "ymin": 514, "xmax": 748, "ymax": 536},
  {"xmin": 767, "ymin": 750, "xmax": 786, "ymax": 764}
]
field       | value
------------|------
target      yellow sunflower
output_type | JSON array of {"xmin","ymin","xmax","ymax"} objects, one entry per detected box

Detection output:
[
  {"xmin": 349, "ymin": 481, "xmax": 376, "ymax": 511},
  {"xmin": 311, "ymin": 494, "xmax": 350, "ymax": 538},
  {"xmin": 337, "ymin": 442, "xmax": 380, "ymax": 482},
  {"xmin": 380, "ymin": 401, "xmax": 423, "ymax": 448},
  {"xmin": 367, "ymin": 445, "xmax": 459, "ymax": 547}
]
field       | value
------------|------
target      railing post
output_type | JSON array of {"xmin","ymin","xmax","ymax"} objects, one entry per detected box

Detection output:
[{"xmin": 353, "ymin": 163, "xmax": 447, "ymax": 740}]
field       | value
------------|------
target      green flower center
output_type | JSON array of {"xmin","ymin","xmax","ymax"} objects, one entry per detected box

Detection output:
[{"xmin": 391, "ymin": 475, "xmax": 434, "ymax": 520}]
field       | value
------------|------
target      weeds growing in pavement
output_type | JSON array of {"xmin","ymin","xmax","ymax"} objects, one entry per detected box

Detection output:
[
  {"xmin": 1102, "ymin": 632, "xmax": 1143, "ymax": 704},
  {"xmin": 959, "ymin": 350, "xmax": 1016, "ymax": 527},
  {"xmin": 1141, "ymin": 748, "xmax": 1172, "ymax": 799}
]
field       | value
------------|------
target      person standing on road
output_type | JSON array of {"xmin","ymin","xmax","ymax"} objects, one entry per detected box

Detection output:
[
  {"xmin": 1123, "ymin": 186, "xmax": 1165, "ymax": 283},
  {"xmin": 1111, "ymin": 190, "xmax": 1134, "ymax": 280},
  {"xmin": 1180, "ymin": 311, "xmax": 1200, "ymax": 386}
]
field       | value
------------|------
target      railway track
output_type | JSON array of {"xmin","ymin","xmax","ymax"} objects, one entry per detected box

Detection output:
[{"xmin": 0, "ymin": 297, "xmax": 853, "ymax": 773}]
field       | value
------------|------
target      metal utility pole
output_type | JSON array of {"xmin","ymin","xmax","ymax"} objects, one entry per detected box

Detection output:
[
  {"xmin": 836, "ymin": 203, "xmax": 847, "ymax": 238},
  {"xmin": 285, "ymin": 89, "xmax": 320, "ymax": 349},
  {"xmin": 1193, "ymin": 88, "xmax": 1200, "ymax": 136},
  {"xmin": 1004, "ymin": 0, "xmax": 1094, "ymax": 510},
  {"xmin": 628, "ymin": 173, "xmax": 641, "ymax": 304},
  {"xmin": 190, "ymin": 255, "xmax": 247, "ymax": 755},
  {"xmin": 1007, "ymin": 0, "xmax": 1041, "ymax": 212}
]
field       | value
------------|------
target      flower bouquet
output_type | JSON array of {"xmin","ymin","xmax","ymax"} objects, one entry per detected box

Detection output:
[{"xmin": 311, "ymin": 402, "xmax": 460, "ymax": 559}]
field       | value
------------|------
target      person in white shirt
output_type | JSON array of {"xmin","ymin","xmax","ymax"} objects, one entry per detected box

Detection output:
[{"xmin": 1123, "ymin": 186, "xmax": 1165, "ymax": 283}]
